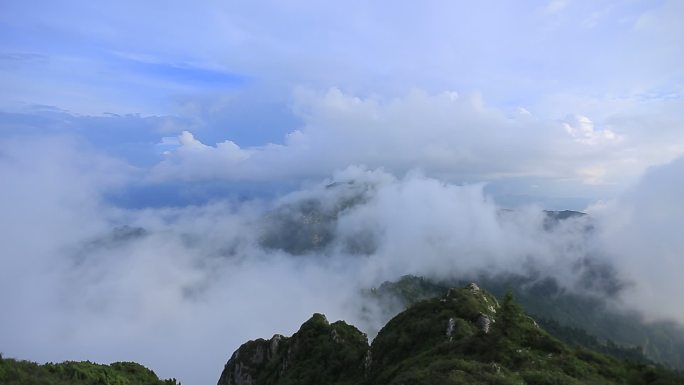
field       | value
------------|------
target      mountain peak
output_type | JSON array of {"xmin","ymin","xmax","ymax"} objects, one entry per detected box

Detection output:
[
  {"xmin": 217, "ymin": 311, "xmax": 368, "ymax": 385},
  {"xmin": 217, "ymin": 284, "xmax": 684, "ymax": 385}
]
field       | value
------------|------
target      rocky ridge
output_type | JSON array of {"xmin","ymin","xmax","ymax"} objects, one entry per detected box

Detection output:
[
  {"xmin": 218, "ymin": 284, "xmax": 684, "ymax": 385},
  {"xmin": 217, "ymin": 314, "xmax": 368, "ymax": 385}
]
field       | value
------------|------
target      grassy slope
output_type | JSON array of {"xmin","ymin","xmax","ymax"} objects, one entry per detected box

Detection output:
[{"xmin": 368, "ymin": 287, "xmax": 684, "ymax": 385}]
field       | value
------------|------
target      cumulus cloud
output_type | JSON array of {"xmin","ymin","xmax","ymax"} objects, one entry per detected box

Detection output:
[
  {"xmin": 562, "ymin": 114, "xmax": 620, "ymax": 145},
  {"xmin": 152, "ymin": 89, "xmax": 643, "ymax": 190}
]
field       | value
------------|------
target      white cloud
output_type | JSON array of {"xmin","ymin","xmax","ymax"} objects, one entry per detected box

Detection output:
[
  {"xmin": 592, "ymin": 154, "xmax": 684, "ymax": 321},
  {"xmin": 562, "ymin": 114, "xmax": 620, "ymax": 145},
  {"xmin": 151, "ymin": 88, "xmax": 680, "ymax": 195},
  {"xmin": 1, "ymin": 1, "xmax": 681, "ymax": 119},
  {"xmin": 153, "ymin": 130, "xmax": 252, "ymax": 180},
  {"xmin": 2, "ymin": 136, "xmax": 684, "ymax": 385}
]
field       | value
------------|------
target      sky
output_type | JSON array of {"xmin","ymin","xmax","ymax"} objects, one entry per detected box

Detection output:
[
  {"xmin": 1, "ymin": 1, "xmax": 684, "ymax": 385},
  {"xmin": 1, "ymin": 0, "xmax": 683, "ymax": 206}
]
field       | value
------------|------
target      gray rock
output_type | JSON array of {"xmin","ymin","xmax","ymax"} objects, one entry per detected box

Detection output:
[
  {"xmin": 476, "ymin": 313, "xmax": 492, "ymax": 334},
  {"xmin": 466, "ymin": 282, "xmax": 480, "ymax": 292},
  {"xmin": 446, "ymin": 317, "xmax": 456, "ymax": 340}
]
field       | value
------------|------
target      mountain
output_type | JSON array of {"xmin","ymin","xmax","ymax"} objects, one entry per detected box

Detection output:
[
  {"xmin": 259, "ymin": 180, "xmax": 375, "ymax": 255},
  {"xmin": 218, "ymin": 284, "xmax": 684, "ymax": 385},
  {"xmin": 217, "ymin": 314, "xmax": 368, "ymax": 385},
  {"xmin": 365, "ymin": 275, "xmax": 684, "ymax": 370},
  {"xmin": 258, "ymin": 178, "xmax": 589, "ymax": 257},
  {"xmin": 0, "ymin": 356, "xmax": 179, "ymax": 385}
]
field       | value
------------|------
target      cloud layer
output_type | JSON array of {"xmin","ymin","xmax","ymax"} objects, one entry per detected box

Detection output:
[
  {"xmin": 152, "ymin": 88, "xmax": 684, "ymax": 200},
  {"xmin": 2, "ymin": 137, "xmax": 683, "ymax": 385},
  {"xmin": 592, "ymin": 155, "xmax": 684, "ymax": 321}
]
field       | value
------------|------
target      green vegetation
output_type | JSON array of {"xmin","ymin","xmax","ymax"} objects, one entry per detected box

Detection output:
[
  {"xmin": 0, "ymin": 355, "xmax": 179, "ymax": 385},
  {"xmin": 6, "ymin": 279, "xmax": 682, "ymax": 385},
  {"xmin": 368, "ymin": 274, "xmax": 684, "ymax": 370},
  {"xmin": 368, "ymin": 286, "xmax": 683, "ymax": 384},
  {"xmin": 220, "ymin": 284, "xmax": 684, "ymax": 385},
  {"xmin": 217, "ymin": 313, "xmax": 368, "ymax": 385}
]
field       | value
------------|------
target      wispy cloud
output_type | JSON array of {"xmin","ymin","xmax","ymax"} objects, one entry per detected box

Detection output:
[{"xmin": 543, "ymin": 0, "xmax": 569, "ymax": 15}]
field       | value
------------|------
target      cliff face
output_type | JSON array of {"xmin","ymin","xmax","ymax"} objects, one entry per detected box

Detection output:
[
  {"xmin": 218, "ymin": 284, "xmax": 684, "ymax": 385},
  {"xmin": 217, "ymin": 313, "xmax": 368, "ymax": 385}
]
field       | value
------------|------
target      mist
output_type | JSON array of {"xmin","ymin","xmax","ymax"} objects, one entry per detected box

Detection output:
[
  {"xmin": 2, "ymin": 135, "xmax": 683, "ymax": 385},
  {"xmin": 591, "ymin": 155, "xmax": 684, "ymax": 321}
]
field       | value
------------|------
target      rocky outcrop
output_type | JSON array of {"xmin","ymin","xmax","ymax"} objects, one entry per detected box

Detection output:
[
  {"xmin": 216, "ymin": 334, "xmax": 285, "ymax": 385},
  {"xmin": 476, "ymin": 313, "xmax": 492, "ymax": 334},
  {"xmin": 217, "ymin": 313, "xmax": 368, "ymax": 385},
  {"xmin": 446, "ymin": 317, "xmax": 456, "ymax": 340}
]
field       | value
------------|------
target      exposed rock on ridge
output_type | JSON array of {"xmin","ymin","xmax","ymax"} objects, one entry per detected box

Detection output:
[
  {"xmin": 218, "ymin": 284, "xmax": 684, "ymax": 385},
  {"xmin": 217, "ymin": 313, "xmax": 368, "ymax": 385}
]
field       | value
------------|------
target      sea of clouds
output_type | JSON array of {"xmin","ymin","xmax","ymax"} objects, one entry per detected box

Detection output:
[{"xmin": 1, "ymin": 133, "xmax": 683, "ymax": 385}]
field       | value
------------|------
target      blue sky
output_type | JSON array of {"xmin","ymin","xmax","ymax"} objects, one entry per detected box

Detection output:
[{"xmin": 1, "ymin": 0, "xmax": 683, "ymax": 208}]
